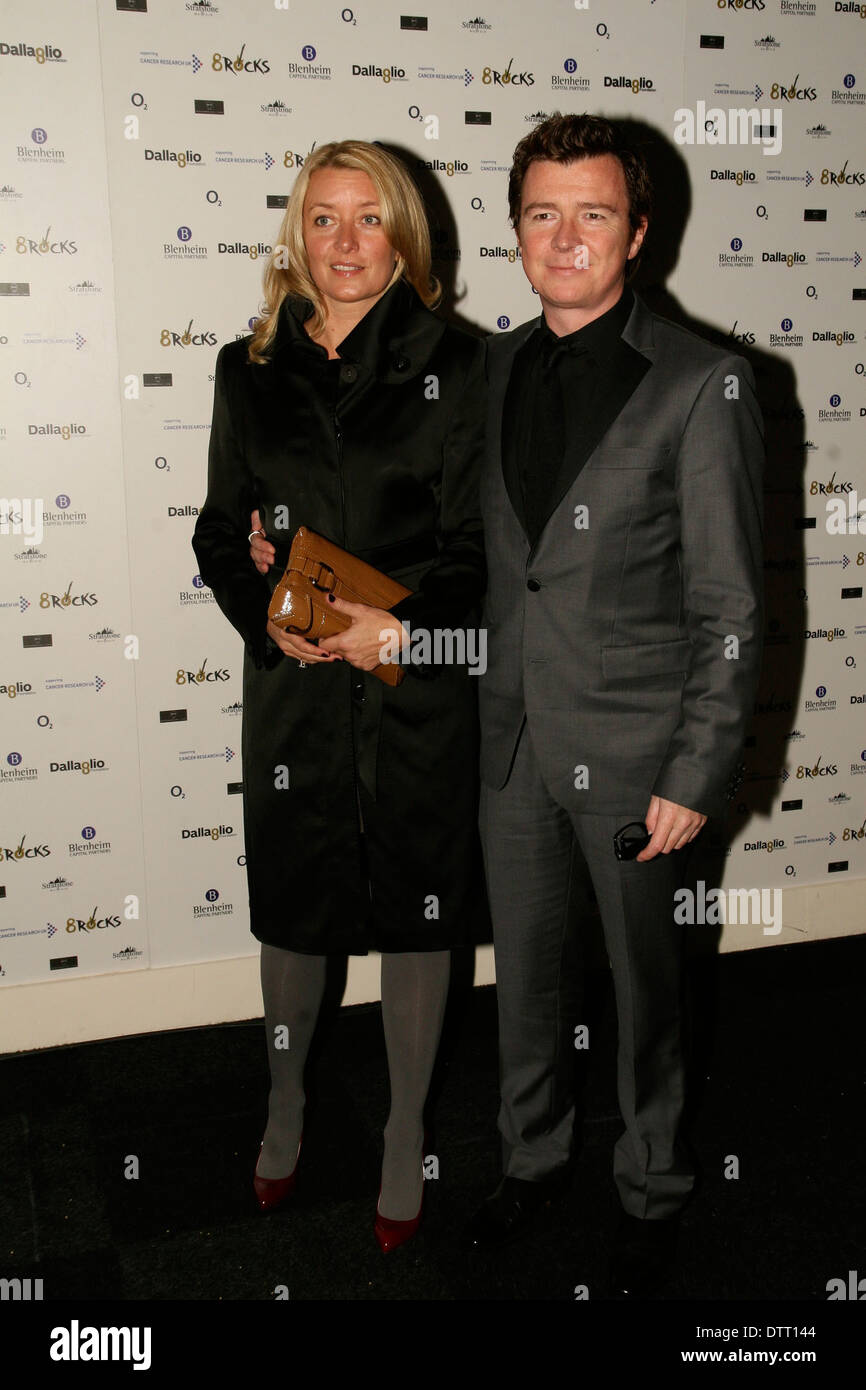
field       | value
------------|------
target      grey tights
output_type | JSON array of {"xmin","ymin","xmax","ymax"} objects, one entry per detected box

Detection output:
[{"xmin": 257, "ymin": 943, "xmax": 451, "ymax": 1221}]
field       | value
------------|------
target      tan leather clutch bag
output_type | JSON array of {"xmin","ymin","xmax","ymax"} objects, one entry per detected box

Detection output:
[{"xmin": 267, "ymin": 526, "xmax": 411, "ymax": 687}]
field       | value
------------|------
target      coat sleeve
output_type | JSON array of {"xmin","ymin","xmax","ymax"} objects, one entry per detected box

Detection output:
[
  {"xmin": 650, "ymin": 353, "xmax": 765, "ymax": 816},
  {"xmin": 192, "ymin": 343, "xmax": 281, "ymax": 670},
  {"xmin": 389, "ymin": 338, "xmax": 487, "ymax": 663}
]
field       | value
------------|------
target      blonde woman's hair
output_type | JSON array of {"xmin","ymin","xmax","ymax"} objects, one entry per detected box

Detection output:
[{"xmin": 247, "ymin": 140, "xmax": 440, "ymax": 363}]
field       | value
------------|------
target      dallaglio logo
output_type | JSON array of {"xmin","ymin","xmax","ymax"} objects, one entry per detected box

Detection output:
[
  {"xmin": 49, "ymin": 756, "xmax": 107, "ymax": 775},
  {"xmin": 0, "ymin": 40, "xmax": 64, "ymax": 63},
  {"xmin": 352, "ymin": 62, "xmax": 407, "ymax": 82},
  {"xmin": 603, "ymin": 74, "xmax": 655, "ymax": 94},
  {"xmin": 182, "ymin": 824, "xmax": 235, "ymax": 840},
  {"xmin": 145, "ymin": 149, "xmax": 203, "ymax": 168}
]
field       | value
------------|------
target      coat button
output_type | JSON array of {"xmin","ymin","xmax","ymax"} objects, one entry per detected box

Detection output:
[
  {"xmin": 340, "ymin": 364, "xmax": 358, "ymax": 384},
  {"xmin": 351, "ymin": 677, "xmax": 365, "ymax": 705},
  {"xmin": 392, "ymin": 355, "xmax": 410, "ymax": 373},
  {"xmin": 527, "ymin": 578, "xmax": 541, "ymax": 592}
]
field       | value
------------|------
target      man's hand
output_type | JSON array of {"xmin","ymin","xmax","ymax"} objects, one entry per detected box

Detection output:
[
  {"xmin": 318, "ymin": 595, "xmax": 408, "ymax": 672},
  {"xmin": 637, "ymin": 796, "xmax": 706, "ymax": 861},
  {"xmin": 249, "ymin": 509, "xmax": 275, "ymax": 574}
]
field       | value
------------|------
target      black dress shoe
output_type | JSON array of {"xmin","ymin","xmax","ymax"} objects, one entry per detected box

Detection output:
[
  {"xmin": 609, "ymin": 1212, "xmax": 679, "ymax": 1298},
  {"xmin": 463, "ymin": 1175, "xmax": 568, "ymax": 1250}
]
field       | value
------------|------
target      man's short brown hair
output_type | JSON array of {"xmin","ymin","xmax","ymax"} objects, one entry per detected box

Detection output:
[{"xmin": 508, "ymin": 111, "xmax": 653, "ymax": 236}]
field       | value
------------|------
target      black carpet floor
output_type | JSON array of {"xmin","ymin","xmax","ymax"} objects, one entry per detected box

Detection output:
[{"xmin": 1, "ymin": 936, "xmax": 863, "ymax": 1309}]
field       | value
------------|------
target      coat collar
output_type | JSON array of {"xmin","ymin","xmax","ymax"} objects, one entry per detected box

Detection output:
[{"xmin": 270, "ymin": 278, "xmax": 447, "ymax": 384}]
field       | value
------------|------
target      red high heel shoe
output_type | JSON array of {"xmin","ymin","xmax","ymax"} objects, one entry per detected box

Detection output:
[
  {"xmin": 374, "ymin": 1189, "xmax": 423, "ymax": 1254},
  {"xmin": 373, "ymin": 1130, "xmax": 430, "ymax": 1253},
  {"xmin": 253, "ymin": 1133, "xmax": 302, "ymax": 1213}
]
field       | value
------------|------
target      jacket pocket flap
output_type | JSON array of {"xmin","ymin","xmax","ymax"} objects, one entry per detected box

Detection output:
[{"xmin": 602, "ymin": 638, "xmax": 692, "ymax": 681}]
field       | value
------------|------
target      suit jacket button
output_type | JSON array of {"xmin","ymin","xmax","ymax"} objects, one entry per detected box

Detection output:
[
  {"xmin": 393, "ymin": 355, "xmax": 410, "ymax": 373},
  {"xmin": 527, "ymin": 578, "xmax": 541, "ymax": 592},
  {"xmin": 340, "ymin": 364, "xmax": 358, "ymax": 384}
]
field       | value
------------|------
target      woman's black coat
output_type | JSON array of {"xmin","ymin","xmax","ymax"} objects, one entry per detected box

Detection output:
[{"xmin": 192, "ymin": 280, "xmax": 487, "ymax": 954}]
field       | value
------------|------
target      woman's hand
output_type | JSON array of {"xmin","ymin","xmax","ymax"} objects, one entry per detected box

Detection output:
[
  {"xmin": 249, "ymin": 509, "xmax": 275, "ymax": 574},
  {"xmin": 266, "ymin": 619, "xmax": 342, "ymax": 665},
  {"xmin": 318, "ymin": 596, "xmax": 408, "ymax": 672}
]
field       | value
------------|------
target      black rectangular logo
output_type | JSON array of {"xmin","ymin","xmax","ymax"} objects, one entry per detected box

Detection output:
[
  {"xmin": 781, "ymin": 800, "xmax": 803, "ymax": 811},
  {"xmin": 227, "ymin": 781, "xmax": 243, "ymax": 795},
  {"xmin": 22, "ymin": 634, "xmax": 52, "ymax": 648},
  {"xmin": 827, "ymin": 861, "xmax": 849, "ymax": 873},
  {"xmin": 465, "ymin": 111, "xmax": 492, "ymax": 125},
  {"xmin": 116, "ymin": 0, "xmax": 147, "ymax": 10},
  {"xmin": 699, "ymin": 35, "xmax": 724, "ymax": 49},
  {"xmin": 841, "ymin": 587, "xmax": 863, "ymax": 599},
  {"xmin": 0, "ymin": 282, "xmax": 31, "ymax": 297},
  {"xmin": 803, "ymin": 209, "xmax": 827, "ymax": 221},
  {"xmin": 755, "ymin": 125, "xmax": 777, "ymax": 140},
  {"xmin": 159, "ymin": 709, "xmax": 188, "ymax": 723},
  {"xmin": 400, "ymin": 15, "xmax": 428, "ymax": 29},
  {"xmin": 195, "ymin": 100, "xmax": 225, "ymax": 116},
  {"xmin": 267, "ymin": 195, "xmax": 289, "ymax": 209},
  {"xmin": 853, "ymin": 288, "xmax": 866, "ymax": 301},
  {"xmin": 143, "ymin": 373, "xmax": 173, "ymax": 388},
  {"xmin": 794, "ymin": 517, "xmax": 817, "ymax": 529},
  {"xmin": 50, "ymin": 956, "xmax": 78, "ymax": 971}
]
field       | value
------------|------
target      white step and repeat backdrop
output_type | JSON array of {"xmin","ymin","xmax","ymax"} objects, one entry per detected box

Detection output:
[{"xmin": 1, "ymin": 0, "xmax": 864, "ymax": 991}]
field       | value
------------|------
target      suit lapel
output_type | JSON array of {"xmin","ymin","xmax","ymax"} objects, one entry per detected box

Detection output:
[
  {"xmin": 531, "ymin": 295, "xmax": 657, "ymax": 547},
  {"xmin": 488, "ymin": 318, "xmax": 538, "ymax": 536}
]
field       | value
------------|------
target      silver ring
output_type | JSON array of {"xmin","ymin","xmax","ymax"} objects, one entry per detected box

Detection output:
[
  {"xmin": 248, "ymin": 529, "xmax": 264, "ymax": 543},
  {"xmin": 298, "ymin": 660, "xmax": 307, "ymax": 669}
]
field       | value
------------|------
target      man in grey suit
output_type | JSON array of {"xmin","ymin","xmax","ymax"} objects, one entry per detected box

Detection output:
[{"xmin": 465, "ymin": 114, "xmax": 764, "ymax": 1294}]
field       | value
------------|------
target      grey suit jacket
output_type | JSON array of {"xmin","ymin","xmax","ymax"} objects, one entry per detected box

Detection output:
[{"xmin": 478, "ymin": 292, "xmax": 765, "ymax": 819}]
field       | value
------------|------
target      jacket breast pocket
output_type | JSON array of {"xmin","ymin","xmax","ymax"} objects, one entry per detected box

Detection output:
[
  {"xmin": 589, "ymin": 445, "xmax": 670, "ymax": 471},
  {"xmin": 602, "ymin": 638, "xmax": 692, "ymax": 683}
]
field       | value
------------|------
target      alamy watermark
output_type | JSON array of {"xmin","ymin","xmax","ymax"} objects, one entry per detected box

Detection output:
[
  {"xmin": 378, "ymin": 623, "xmax": 487, "ymax": 675},
  {"xmin": 674, "ymin": 881, "xmax": 783, "ymax": 935},
  {"xmin": 674, "ymin": 102, "xmax": 783, "ymax": 156}
]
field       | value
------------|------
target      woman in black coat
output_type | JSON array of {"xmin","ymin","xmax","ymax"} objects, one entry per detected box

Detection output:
[{"xmin": 192, "ymin": 141, "xmax": 486, "ymax": 1251}]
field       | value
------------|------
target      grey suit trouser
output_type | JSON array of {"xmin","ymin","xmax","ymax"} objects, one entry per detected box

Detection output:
[{"xmin": 480, "ymin": 720, "xmax": 696, "ymax": 1219}]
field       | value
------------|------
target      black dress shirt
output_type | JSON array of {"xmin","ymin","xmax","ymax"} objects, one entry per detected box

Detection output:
[{"xmin": 505, "ymin": 287, "xmax": 634, "ymax": 545}]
